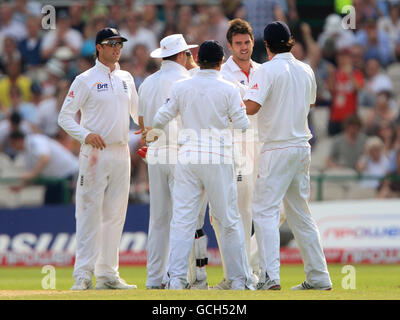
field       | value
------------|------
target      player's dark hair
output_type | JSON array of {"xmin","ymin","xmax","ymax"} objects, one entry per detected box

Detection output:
[
  {"xmin": 198, "ymin": 60, "xmax": 221, "ymax": 69},
  {"xmin": 9, "ymin": 130, "xmax": 25, "ymax": 141},
  {"xmin": 162, "ymin": 52, "xmax": 180, "ymax": 61},
  {"xmin": 266, "ymin": 37, "xmax": 295, "ymax": 54},
  {"xmin": 226, "ymin": 18, "xmax": 254, "ymax": 44}
]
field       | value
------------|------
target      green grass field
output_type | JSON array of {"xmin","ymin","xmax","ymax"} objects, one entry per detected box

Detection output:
[{"xmin": 0, "ymin": 264, "xmax": 399, "ymax": 300}]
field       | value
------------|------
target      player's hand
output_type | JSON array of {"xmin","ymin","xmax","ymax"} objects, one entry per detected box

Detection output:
[
  {"xmin": 85, "ymin": 133, "xmax": 106, "ymax": 150},
  {"xmin": 135, "ymin": 127, "xmax": 152, "ymax": 141}
]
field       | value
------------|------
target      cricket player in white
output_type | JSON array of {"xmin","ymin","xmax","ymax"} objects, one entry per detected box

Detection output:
[
  {"xmin": 211, "ymin": 18, "xmax": 261, "ymax": 290},
  {"xmin": 153, "ymin": 41, "xmax": 252, "ymax": 290},
  {"xmin": 137, "ymin": 34, "xmax": 200, "ymax": 289},
  {"xmin": 244, "ymin": 22, "xmax": 332, "ymax": 290},
  {"xmin": 58, "ymin": 28, "xmax": 138, "ymax": 290}
]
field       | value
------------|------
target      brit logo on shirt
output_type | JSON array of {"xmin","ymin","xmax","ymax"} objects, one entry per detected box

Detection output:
[{"xmin": 93, "ymin": 82, "xmax": 108, "ymax": 92}]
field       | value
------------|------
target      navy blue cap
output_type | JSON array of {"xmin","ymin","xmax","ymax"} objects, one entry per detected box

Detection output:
[
  {"xmin": 95, "ymin": 28, "xmax": 127, "ymax": 44},
  {"xmin": 263, "ymin": 21, "xmax": 291, "ymax": 45},
  {"xmin": 198, "ymin": 40, "xmax": 224, "ymax": 63}
]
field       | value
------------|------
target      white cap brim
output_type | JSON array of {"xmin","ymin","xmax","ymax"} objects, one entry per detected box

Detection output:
[{"xmin": 150, "ymin": 44, "xmax": 198, "ymax": 58}]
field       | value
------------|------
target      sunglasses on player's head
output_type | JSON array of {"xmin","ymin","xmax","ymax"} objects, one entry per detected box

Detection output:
[{"xmin": 101, "ymin": 39, "xmax": 124, "ymax": 48}]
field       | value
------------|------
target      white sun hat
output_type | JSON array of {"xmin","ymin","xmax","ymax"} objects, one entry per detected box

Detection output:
[{"xmin": 150, "ymin": 34, "xmax": 198, "ymax": 58}]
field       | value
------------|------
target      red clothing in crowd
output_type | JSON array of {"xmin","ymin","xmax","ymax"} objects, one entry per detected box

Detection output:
[{"xmin": 330, "ymin": 69, "xmax": 364, "ymax": 122}]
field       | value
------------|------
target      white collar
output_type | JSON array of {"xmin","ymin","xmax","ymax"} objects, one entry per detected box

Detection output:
[{"xmin": 95, "ymin": 59, "xmax": 120, "ymax": 73}]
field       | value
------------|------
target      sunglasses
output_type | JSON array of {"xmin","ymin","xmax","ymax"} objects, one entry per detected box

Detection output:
[{"xmin": 101, "ymin": 40, "xmax": 124, "ymax": 48}]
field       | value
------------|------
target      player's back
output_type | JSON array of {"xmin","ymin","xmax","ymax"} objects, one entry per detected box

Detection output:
[
  {"xmin": 249, "ymin": 53, "xmax": 314, "ymax": 147},
  {"xmin": 172, "ymin": 69, "xmax": 248, "ymax": 155}
]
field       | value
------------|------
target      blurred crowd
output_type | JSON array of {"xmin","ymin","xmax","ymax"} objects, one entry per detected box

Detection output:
[{"xmin": 1, "ymin": 0, "xmax": 400, "ymax": 206}]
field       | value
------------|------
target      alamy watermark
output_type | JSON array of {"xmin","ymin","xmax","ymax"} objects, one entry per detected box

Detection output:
[
  {"xmin": 41, "ymin": 265, "xmax": 56, "ymax": 289},
  {"xmin": 41, "ymin": 5, "xmax": 56, "ymax": 30},
  {"xmin": 342, "ymin": 5, "xmax": 356, "ymax": 30},
  {"xmin": 341, "ymin": 265, "xmax": 356, "ymax": 289}
]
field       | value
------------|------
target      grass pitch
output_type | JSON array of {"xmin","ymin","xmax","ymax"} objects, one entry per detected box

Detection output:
[{"xmin": 0, "ymin": 264, "xmax": 399, "ymax": 300}]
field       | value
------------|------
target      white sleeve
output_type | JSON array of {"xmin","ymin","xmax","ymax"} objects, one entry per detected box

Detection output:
[
  {"xmin": 244, "ymin": 66, "xmax": 272, "ymax": 106},
  {"xmin": 310, "ymin": 68, "xmax": 317, "ymax": 105},
  {"xmin": 129, "ymin": 74, "xmax": 139, "ymax": 125},
  {"xmin": 228, "ymin": 89, "xmax": 249, "ymax": 130},
  {"xmin": 58, "ymin": 77, "xmax": 91, "ymax": 144},
  {"xmin": 153, "ymin": 85, "xmax": 180, "ymax": 129}
]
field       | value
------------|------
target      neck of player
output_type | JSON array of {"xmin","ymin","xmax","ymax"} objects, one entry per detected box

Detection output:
[
  {"xmin": 233, "ymin": 56, "xmax": 251, "ymax": 74},
  {"xmin": 99, "ymin": 57, "xmax": 116, "ymax": 72}
]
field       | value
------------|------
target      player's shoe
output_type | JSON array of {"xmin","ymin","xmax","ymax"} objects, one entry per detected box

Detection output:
[
  {"xmin": 291, "ymin": 281, "xmax": 332, "ymax": 291},
  {"xmin": 166, "ymin": 278, "xmax": 190, "ymax": 290},
  {"xmin": 210, "ymin": 278, "xmax": 232, "ymax": 290},
  {"xmin": 71, "ymin": 277, "xmax": 92, "ymax": 290},
  {"xmin": 95, "ymin": 277, "xmax": 137, "ymax": 290},
  {"xmin": 190, "ymin": 279, "xmax": 209, "ymax": 290},
  {"xmin": 257, "ymin": 278, "xmax": 281, "ymax": 290}
]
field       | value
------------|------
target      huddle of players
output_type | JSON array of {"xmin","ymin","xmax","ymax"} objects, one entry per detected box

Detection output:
[{"xmin": 140, "ymin": 18, "xmax": 332, "ymax": 291}]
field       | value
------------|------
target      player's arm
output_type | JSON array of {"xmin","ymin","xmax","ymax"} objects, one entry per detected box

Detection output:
[
  {"xmin": 244, "ymin": 99, "xmax": 261, "ymax": 115},
  {"xmin": 130, "ymin": 74, "xmax": 139, "ymax": 125},
  {"xmin": 58, "ymin": 78, "xmax": 92, "ymax": 144},
  {"xmin": 229, "ymin": 90, "xmax": 250, "ymax": 130},
  {"xmin": 153, "ymin": 87, "xmax": 180, "ymax": 129}
]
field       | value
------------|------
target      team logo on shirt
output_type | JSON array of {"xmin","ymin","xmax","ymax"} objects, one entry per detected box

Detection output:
[
  {"xmin": 240, "ymin": 80, "xmax": 245, "ymax": 85},
  {"xmin": 251, "ymin": 83, "xmax": 259, "ymax": 90},
  {"xmin": 68, "ymin": 90, "xmax": 75, "ymax": 98},
  {"xmin": 93, "ymin": 82, "xmax": 109, "ymax": 92},
  {"xmin": 122, "ymin": 80, "xmax": 128, "ymax": 93}
]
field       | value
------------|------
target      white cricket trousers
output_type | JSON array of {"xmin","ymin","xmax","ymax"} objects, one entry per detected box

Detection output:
[
  {"xmin": 146, "ymin": 162, "xmax": 175, "ymax": 287},
  {"xmin": 253, "ymin": 145, "xmax": 331, "ymax": 287},
  {"xmin": 168, "ymin": 161, "xmax": 251, "ymax": 289},
  {"xmin": 73, "ymin": 143, "xmax": 130, "ymax": 281}
]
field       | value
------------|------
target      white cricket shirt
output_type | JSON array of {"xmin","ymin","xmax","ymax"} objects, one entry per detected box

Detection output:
[
  {"xmin": 138, "ymin": 60, "xmax": 191, "ymax": 146},
  {"xmin": 58, "ymin": 59, "xmax": 138, "ymax": 145},
  {"xmin": 153, "ymin": 69, "xmax": 249, "ymax": 160},
  {"xmin": 221, "ymin": 56, "xmax": 260, "ymax": 134},
  {"xmin": 244, "ymin": 52, "xmax": 315, "ymax": 148},
  {"xmin": 23, "ymin": 134, "xmax": 78, "ymax": 178}
]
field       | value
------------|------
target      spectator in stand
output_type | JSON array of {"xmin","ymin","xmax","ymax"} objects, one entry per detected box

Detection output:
[
  {"xmin": 8, "ymin": 130, "xmax": 79, "ymax": 205},
  {"xmin": 81, "ymin": 0, "xmax": 108, "ymax": 23},
  {"xmin": 40, "ymin": 59, "xmax": 65, "ymax": 99},
  {"xmin": 0, "ymin": 111, "xmax": 33, "ymax": 159},
  {"xmin": 161, "ymin": 0, "xmax": 179, "ymax": 27},
  {"xmin": 18, "ymin": 15, "xmax": 44, "ymax": 71},
  {"xmin": 364, "ymin": 91, "xmax": 398, "ymax": 136},
  {"xmin": 18, "ymin": 82, "xmax": 42, "ymax": 126},
  {"xmin": 326, "ymin": 48, "xmax": 364, "ymax": 136},
  {"xmin": 354, "ymin": 17, "xmax": 393, "ymax": 67},
  {"xmin": 120, "ymin": 11, "xmax": 158, "ymax": 60},
  {"xmin": 359, "ymin": 58, "xmax": 394, "ymax": 107},
  {"xmin": 142, "ymin": 4, "xmax": 165, "ymax": 41},
  {"xmin": 69, "ymin": 2, "xmax": 86, "ymax": 35},
  {"xmin": 0, "ymin": 61, "xmax": 32, "ymax": 112},
  {"xmin": 35, "ymin": 79, "xmax": 71, "ymax": 139},
  {"xmin": 377, "ymin": 120, "xmax": 398, "ymax": 171},
  {"xmin": 326, "ymin": 114, "xmax": 367, "ymax": 171},
  {"xmin": 108, "ymin": 2, "xmax": 126, "ymax": 29},
  {"xmin": 243, "ymin": 0, "xmax": 286, "ymax": 63},
  {"xmin": 207, "ymin": 5, "xmax": 230, "ymax": 56},
  {"xmin": 80, "ymin": 15, "xmax": 107, "ymax": 59},
  {"xmin": 9, "ymin": 85, "xmax": 39, "ymax": 129},
  {"xmin": 131, "ymin": 44, "xmax": 152, "ymax": 89},
  {"xmin": 0, "ymin": 2, "xmax": 27, "ymax": 42},
  {"xmin": 40, "ymin": 10, "xmax": 83, "ymax": 61},
  {"xmin": 378, "ymin": 149, "xmax": 400, "ymax": 198},
  {"xmin": 176, "ymin": 5, "xmax": 194, "ymax": 41},
  {"xmin": 356, "ymin": 136, "xmax": 391, "ymax": 189},
  {"xmin": 378, "ymin": 2, "xmax": 400, "ymax": 56},
  {"xmin": 0, "ymin": 36, "xmax": 22, "ymax": 74},
  {"xmin": 318, "ymin": 14, "xmax": 355, "ymax": 64}
]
